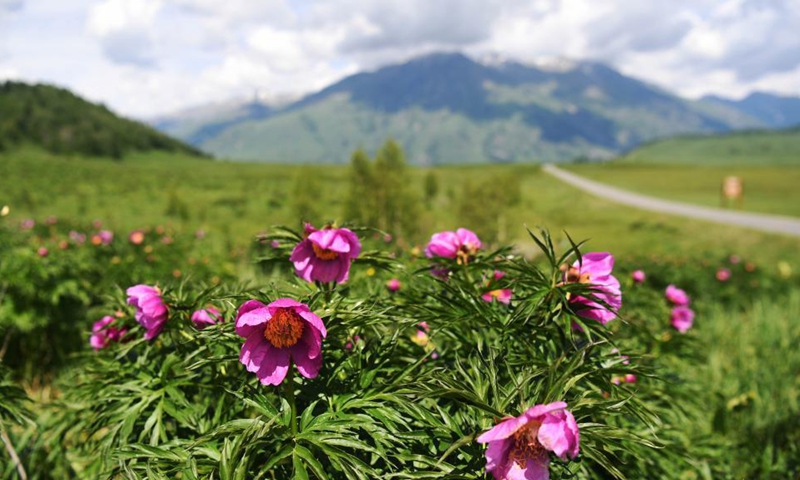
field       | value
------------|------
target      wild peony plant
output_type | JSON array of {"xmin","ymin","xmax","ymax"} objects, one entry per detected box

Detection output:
[{"xmin": 17, "ymin": 226, "xmax": 688, "ymax": 479}]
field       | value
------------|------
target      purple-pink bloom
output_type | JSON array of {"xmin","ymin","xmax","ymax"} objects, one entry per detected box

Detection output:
[
  {"xmin": 235, "ymin": 298, "xmax": 327, "ymax": 386},
  {"xmin": 665, "ymin": 285, "xmax": 690, "ymax": 306},
  {"xmin": 671, "ymin": 306, "xmax": 695, "ymax": 334},
  {"xmin": 290, "ymin": 224, "xmax": 362, "ymax": 284},
  {"xmin": 477, "ymin": 402, "xmax": 580, "ymax": 480},
  {"xmin": 90, "ymin": 315, "xmax": 127, "ymax": 350},
  {"xmin": 482, "ymin": 289, "xmax": 513, "ymax": 305},
  {"xmin": 69, "ymin": 231, "xmax": 87, "ymax": 244},
  {"xmin": 129, "ymin": 230, "xmax": 145, "ymax": 245},
  {"xmin": 191, "ymin": 307, "xmax": 221, "ymax": 329},
  {"xmin": 386, "ymin": 278, "xmax": 401, "ymax": 292},
  {"xmin": 716, "ymin": 268, "xmax": 731, "ymax": 282},
  {"xmin": 425, "ymin": 228, "xmax": 482, "ymax": 264},
  {"xmin": 126, "ymin": 285, "xmax": 169, "ymax": 340},
  {"xmin": 37, "ymin": 247, "xmax": 48, "ymax": 257},
  {"xmin": 20, "ymin": 219, "xmax": 35, "ymax": 230},
  {"xmin": 98, "ymin": 230, "xmax": 114, "ymax": 245},
  {"xmin": 631, "ymin": 270, "xmax": 646, "ymax": 283},
  {"xmin": 563, "ymin": 253, "xmax": 621, "ymax": 325}
]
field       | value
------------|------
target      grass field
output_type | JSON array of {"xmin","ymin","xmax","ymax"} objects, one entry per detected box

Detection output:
[
  {"xmin": 3, "ymin": 146, "xmax": 800, "ymax": 269},
  {"xmin": 567, "ymin": 163, "xmax": 800, "ymax": 217}
]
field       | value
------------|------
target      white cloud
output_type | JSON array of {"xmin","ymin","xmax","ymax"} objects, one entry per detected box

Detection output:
[{"xmin": 0, "ymin": 0, "xmax": 797, "ymax": 116}]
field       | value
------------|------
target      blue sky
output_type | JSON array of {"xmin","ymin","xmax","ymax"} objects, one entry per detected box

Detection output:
[{"xmin": 1, "ymin": 0, "xmax": 799, "ymax": 118}]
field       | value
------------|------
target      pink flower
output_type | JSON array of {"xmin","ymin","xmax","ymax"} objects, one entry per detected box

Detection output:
[
  {"xmin": 386, "ymin": 278, "xmax": 401, "ymax": 292},
  {"xmin": 631, "ymin": 270, "xmax": 646, "ymax": 283},
  {"xmin": 20, "ymin": 219, "xmax": 35, "ymax": 229},
  {"xmin": 671, "ymin": 306, "xmax": 695, "ymax": 334},
  {"xmin": 129, "ymin": 230, "xmax": 145, "ymax": 245},
  {"xmin": 191, "ymin": 307, "xmax": 221, "ymax": 329},
  {"xmin": 563, "ymin": 253, "xmax": 621, "ymax": 325},
  {"xmin": 290, "ymin": 224, "xmax": 362, "ymax": 284},
  {"xmin": 624, "ymin": 374, "xmax": 637, "ymax": 383},
  {"xmin": 729, "ymin": 254, "xmax": 741, "ymax": 265},
  {"xmin": 477, "ymin": 402, "xmax": 580, "ymax": 480},
  {"xmin": 493, "ymin": 270, "xmax": 506, "ymax": 281},
  {"xmin": 69, "ymin": 231, "xmax": 86, "ymax": 244},
  {"xmin": 716, "ymin": 268, "xmax": 731, "ymax": 282},
  {"xmin": 482, "ymin": 289, "xmax": 513, "ymax": 305},
  {"xmin": 126, "ymin": 285, "xmax": 169, "ymax": 340},
  {"xmin": 90, "ymin": 315, "xmax": 127, "ymax": 350},
  {"xmin": 98, "ymin": 230, "xmax": 114, "ymax": 245},
  {"xmin": 417, "ymin": 321, "xmax": 430, "ymax": 332},
  {"xmin": 425, "ymin": 228, "xmax": 482, "ymax": 264},
  {"xmin": 235, "ymin": 298, "xmax": 327, "ymax": 386},
  {"xmin": 665, "ymin": 285, "xmax": 690, "ymax": 306},
  {"xmin": 44, "ymin": 216, "xmax": 57, "ymax": 226},
  {"xmin": 92, "ymin": 219, "xmax": 103, "ymax": 229},
  {"xmin": 195, "ymin": 229, "xmax": 206, "ymax": 239},
  {"xmin": 37, "ymin": 247, "xmax": 48, "ymax": 257}
]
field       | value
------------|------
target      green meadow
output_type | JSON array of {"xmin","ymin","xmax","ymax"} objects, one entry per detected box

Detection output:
[{"xmin": 3, "ymin": 145, "xmax": 799, "ymax": 267}]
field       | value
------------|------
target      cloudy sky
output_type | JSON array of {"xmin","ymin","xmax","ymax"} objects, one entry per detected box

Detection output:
[{"xmin": 1, "ymin": 0, "xmax": 799, "ymax": 118}]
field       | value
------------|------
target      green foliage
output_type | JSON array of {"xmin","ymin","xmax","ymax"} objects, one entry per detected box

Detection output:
[
  {"xmin": 457, "ymin": 174, "xmax": 521, "ymax": 243},
  {"xmin": 0, "ymin": 82, "xmax": 203, "ymax": 158},
  {"xmin": 344, "ymin": 141, "xmax": 420, "ymax": 239}
]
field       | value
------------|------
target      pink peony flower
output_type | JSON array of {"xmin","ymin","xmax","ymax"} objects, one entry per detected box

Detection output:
[
  {"xmin": 671, "ymin": 306, "xmax": 695, "ymax": 333},
  {"xmin": 126, "ymin": 285, "xmax": 169, "ymax": 340},
  {"xmin": 37, "ymin": 247, "xmax": 48, "ymax": 257},
  {"xmin": 563, "ymin": 253, "xmax": 621, "ymax": 325},
  {"xmin": 425, "ymin": 228, "xmax": 482, "ymax": 264},
  {"xmin": 69, "ymin": 231, "xmax": 86, "ymax": 244},
  {"xmin": 493, "ymin": 270, "xmax": 506, "ymax": 281},
  {"xmin": 386, "ymin": 278, "xmax": 401, "ymax": 292},
  {"xmin": 235, "ymin": 299, "xmax": 327, "ymax": 386},
  {"xmin": 624, "ymin": 374, "xmax": 637, "ymax": 383},
  {"xmin": 665, "ymin": 285, "xmax": 690, "ymax": 306},
  {"xmin": 477, "ymin": 402, "xmax": 580, "ymax": 480},
  {"xmin": 631, "ymin": 270, "xmax": 646, "ymax": 283},
  {"xmin": 482, "ymin": 289, "xmax": 513, "ymax": 305},
  {"xmin": 129, "ymin": 230, "xmax": 145, "ymax": 245},
  {"xmin": 90, "ymin": 315, "xmax": 127, "ymax": 350},
  {"xmin": 191, "ymin": 307, "xmax": 221, "ymax": 329},
  {"xmin": 98, "ymin": 230, "xmax": 114, "ymax": 245},
  {"xmin": 290, "ymin": 224, "xmax": 362, "ymax": 284},
  {"xmin": 729, "ymin": 254, "xmax": 741, "ymax": 264},
  {"xmin": 20, "ymin": 219, "xmax": 35, "ymax": 229},
  {"xmin": 716, "ymin": 268, "xmax": 731, "ymax": 282}
]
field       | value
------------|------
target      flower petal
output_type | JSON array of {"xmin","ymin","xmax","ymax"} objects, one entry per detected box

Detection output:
[{"xmin": 256, "ymin": 347, "xmax": 291, "ymax": 386}]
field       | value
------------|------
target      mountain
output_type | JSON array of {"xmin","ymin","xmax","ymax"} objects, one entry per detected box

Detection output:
[
  {"xmin": 701, "ymin": 92, "xmax": 800, "ymax": 129},
  {"xmin": 152, "ymin": 53, "xmax": 776, "ymax": 164},
  {"xmin": 0, "ymin": 81, "xmax": 202, "ymax": 158}
]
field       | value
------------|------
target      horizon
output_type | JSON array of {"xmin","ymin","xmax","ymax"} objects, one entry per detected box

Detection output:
[{"xmin": 1, "ymin": 0, "xmax": 799, "ymax": 118}]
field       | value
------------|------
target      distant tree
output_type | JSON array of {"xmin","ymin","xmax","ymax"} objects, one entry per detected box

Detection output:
[
  {"xmin": 457, "ymin": 173, "xmax": 521, "ymax": 243},
  {"xmin": 344, "ymin": 140, "xmax": 420, "ymax": 239},
  {"xmin": 291, "ymin": 167, "xmax": 321, "ymax": 225},
  {"xmin": 423, "ymin": 171, "xmax": 439, "ymax": 209}
]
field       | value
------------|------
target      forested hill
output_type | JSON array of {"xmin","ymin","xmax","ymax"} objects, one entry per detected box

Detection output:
[{"xmin": 0, "ymin": 81, "xmax": 203, "ymax": 159}]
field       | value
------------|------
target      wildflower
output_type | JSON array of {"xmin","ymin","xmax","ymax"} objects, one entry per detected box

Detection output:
[
  {"xmin": 386, "ymin": 278, "xmax": 401, "ymax": 292},
  {"xmin": 91, "ymin": 234, "xmax": 103, "ymax": 246},
  {"xmin": 729, "ymin": 254, "xmax": 741, "ymax": 264},
  {"xmin": 482, "ymin": 289, "xmax": 513, "ymax": 305},
  {"xmin": 665, "ymin": 285, "xmax": 690, "ymax": 306},
  {"xmin": 670, "ymin": 306, "xmax": 694, "ymax": 334},
  {"xmin": 235, "ymin": 298, "xmax": 327, "ymax": 386},
  {"xmin": 562, "ymin": 253, "xmax": 621, "ymax": 325},
  {"xmin": 631, "ymin": 270, "xmax": 646, "ymax": 283},
  {"xmin": 0, "ymin": 205, "xmax": 8, "ymax": 216},
  {"xmin": 290, "ymin": 224, "xmax": 362, "ymax": 284},
  {"xmin": 778, "ymin": 261, "xmax": 792, "ymax": 278},
  {"xmin": 716, "ymin": 268, "xmax": 731, "ymax": 282},
  {"xmin": 129, "ymin": 230, "xmax": 145, "ymax": 245},
  {"xmin": 98, "ymin": 230, "xmax": 114, "ymax": 245},
  {"xmin": 37, "ymin": 247, "xmax": 48, "ymax": 257},
  {"xmin": 92, "ymin": 219, "xmax": 103, "ymax": 229},
  {"xmin": 195, "ymin": 229, "xmax": 206, "ymax": 239},
  {"xmin": 477, "ymin": 402, "xmax": 580, "ymax": 480},
  {"xmin": 126, "ymin": 285, "xmax": 169, "ymax": 340},
  {"xmin": 58, "ymin": 240, "xmax": 69, "ymax": 250},
  {"xmin": 90, "ymin": 316, "xmax": 127, "ymax": 350},
  {"xmin": 191, "ymin": 307, "xmax": 221, "ymax": 329},
  {"xmin": 418, "ymin": 321, "xmax": 430, "ymax": 332},
  {"xmin": 425, "ymin": 228, "xmax": 482, "ymax": 264},
  {"xmin": 162, "ymin": 236, "xmax": 173, "ymax": 245},
  {"xmin": 45, "ymin": 216, "xmax": 57, "ymax": 225},
  {"xmin": 270, "ymin": 239, "xmax": 280, "ymax": 249},
  {"xmin": 20, "ymin": 219, "xmax": 34, "ymax": 229},
  {"xmin": 69, "ymin": 231, "xmax": 86, "ymax": 244}
]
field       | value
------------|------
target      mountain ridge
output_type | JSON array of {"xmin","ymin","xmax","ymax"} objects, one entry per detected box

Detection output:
[{"xmin": 153, "ymin": 52, "xmax": 800, "ymax": 164}]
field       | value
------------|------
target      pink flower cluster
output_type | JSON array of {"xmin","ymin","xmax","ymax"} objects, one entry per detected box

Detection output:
[
  {"xmin": 563, "ymin": 253, "xmax": 621, "ymax": 325},
  {"xmin": 477, "ymin": 402, "xmax": 580, "ymax": 480},
  {"xmin": 482, "ymin": 270, "xmax": 512, "ymax": 305},
  {"xmin": 425, "ymin": 228, "xmax": 482, "ymax": 264},
  {"xmin": 90, "ymin": 316, "xmax": 127, "ymax": 350},
  {"xmin": 127, "ymin": 285, "xmax": 169, "ymax": 340},
  {"xmin": 665, "ymin": 285, "xmax": 694, "ymax": 333}
]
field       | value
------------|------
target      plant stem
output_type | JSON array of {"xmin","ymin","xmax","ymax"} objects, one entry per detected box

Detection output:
[{"xmin": 283, "ymin": 366, "xmax": 298, "ymax": 436}]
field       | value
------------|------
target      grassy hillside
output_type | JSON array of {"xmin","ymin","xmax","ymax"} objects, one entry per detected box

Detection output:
[
  {"xmin": 1, "ymin": 146, "xmax": 798, "ymax": 267},
  {"xmin": 617, "ymin": 128, "xmax": 800, "ymax": 166},
  {"xmin": 568, "ymin": 128, "xmax": 800, "ymax": 217},
  {"xmin": 0, "ymin": 82, "xmax": 203, "ymax": 158}
]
